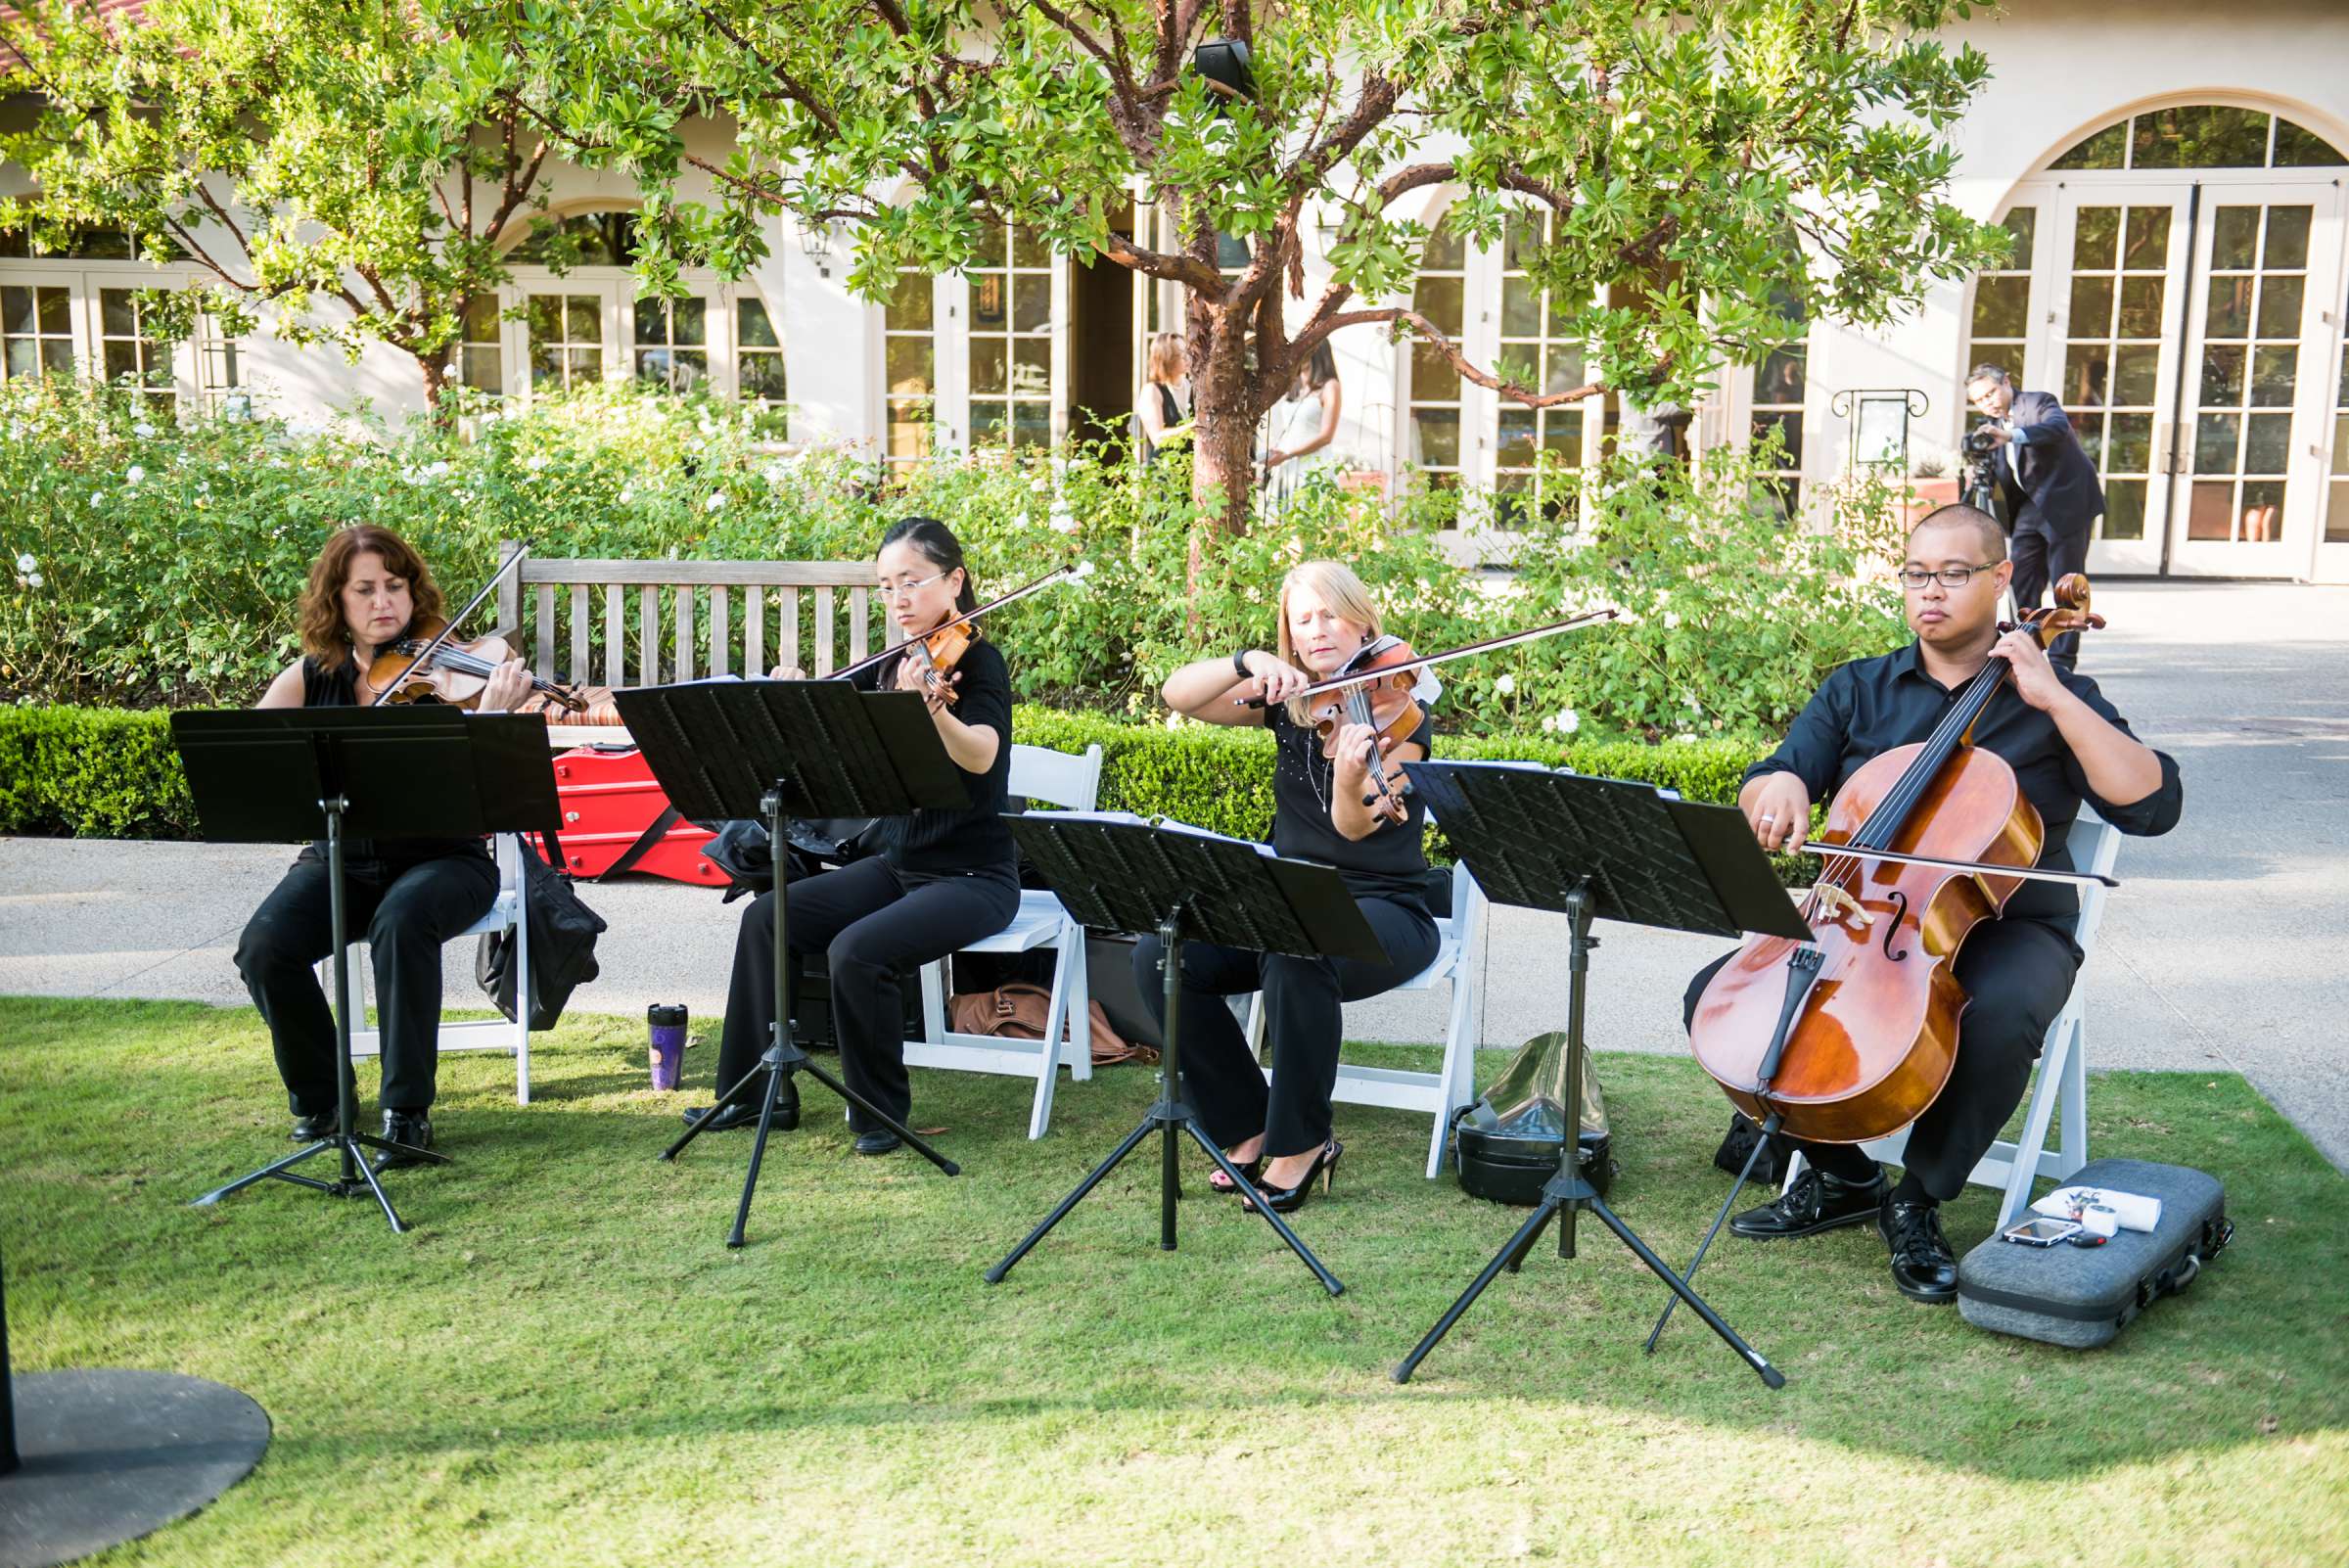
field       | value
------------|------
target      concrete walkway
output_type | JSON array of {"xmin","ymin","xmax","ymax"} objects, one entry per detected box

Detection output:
[{"xmin": 5, "ymin": 579, "xmax": 2345, "ymax": 1169}]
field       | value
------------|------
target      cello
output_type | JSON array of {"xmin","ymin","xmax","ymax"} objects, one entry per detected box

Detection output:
[{"xmin": 1652, "ymin": 575, "xmax": 2120, "ymax": 1345}]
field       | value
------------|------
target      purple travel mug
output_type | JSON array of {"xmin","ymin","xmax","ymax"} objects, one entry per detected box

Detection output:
[{"xmin": 648, "ymin": 1003, "xmax": 688, "ymax": 1090}]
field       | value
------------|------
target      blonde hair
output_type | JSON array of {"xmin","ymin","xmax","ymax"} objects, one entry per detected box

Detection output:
[
  {"xmin": 1145, "ymin": 332, "xmax": 1186, "ymax": 387},
  {"xmin": 1274, "ymin": 560, "xmax": 1383, "ymax": 727}
]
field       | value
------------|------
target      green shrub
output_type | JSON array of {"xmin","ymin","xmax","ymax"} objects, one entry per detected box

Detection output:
[
  {"xmin": 2, "ymin": 376, "xmax": 1906, "ymax": 739},
  {"xmin": 0, "ymin": 704, "xmax": 1769, "ymax": 857},
  {"xmin": 0, "ymin": 706, "xmax": 197, "ymax": 837}
]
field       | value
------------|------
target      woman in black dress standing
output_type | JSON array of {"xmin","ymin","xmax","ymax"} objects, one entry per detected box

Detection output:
[{"xmin": 1139, "ymin": 560, "xmax": 1440, "ymax": 1210}]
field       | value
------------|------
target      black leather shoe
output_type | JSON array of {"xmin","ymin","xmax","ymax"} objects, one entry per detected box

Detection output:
[
  {"xmin": 852, "ymin": 1129, "xmax": 903, "ymax": 1157},
  {"xmin": 290, "ymin": 1111, "xmax": 336, "ymax": 1141},
  {"xmin": 680, "ymin": 1091, "xmax": 798, "ymax": 1134},
  {"xmin": 375, "ymin": 1110, "xmax": 436, "ymax": 1169},
  {"xmin": 1879, "ymin": 1197, "xmax": 1958, "ymax": 1303},
  {"xmin": 1727, "ymin": 1164, "xmax": 1887, "ymax": 1240}
]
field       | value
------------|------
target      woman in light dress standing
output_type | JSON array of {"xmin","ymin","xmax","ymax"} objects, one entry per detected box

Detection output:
[{"xmin": 1261, "ymin": 341, "xmax": 1342, "ymax": 515}]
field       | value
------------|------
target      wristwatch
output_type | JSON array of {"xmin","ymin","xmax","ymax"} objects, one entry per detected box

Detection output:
[{"xmin": 1231, "ymin": 649, "xmax": 1253, "ymax": 679}]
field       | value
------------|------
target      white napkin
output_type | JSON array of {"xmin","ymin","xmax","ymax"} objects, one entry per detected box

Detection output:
[{"xmin": 2032, "ymin": 1185, "xmax": 2162, "ymax": 1233}]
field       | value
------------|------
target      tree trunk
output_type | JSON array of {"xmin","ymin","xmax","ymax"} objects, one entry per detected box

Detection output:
[
  {"xmin": 415, "ymin": 349, "xmax": 450, "ymax": 429},
  {"xmin": 1187, "ymin": 294, "xmax": 1258, "ymax": 539}
]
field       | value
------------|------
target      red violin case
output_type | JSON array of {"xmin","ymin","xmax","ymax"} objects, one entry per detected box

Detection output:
[{"xmin": 538, "ymin": 746, "xmax": 729, "ymax": 886}]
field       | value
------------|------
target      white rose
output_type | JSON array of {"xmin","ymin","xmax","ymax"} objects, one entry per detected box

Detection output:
[
  {"xmin": 618, "ymin": 486, "xmax": 633, "ymax": 504},
  {"xmin": 1540, "ymin": 715, "xmax": 1557, "ymax": 734},
  {"xmin": 14, "ymin": 554, "xmax": 32, "ymax": 575},
  {"xmin": 1493, "ymin": 672, "xmax": 1515, "ymax": 697},
  {"xmin": 1555, "ymin": 708, "xmax": 1580, "ymax": 735},
  {"xmin": 24, "ymin": 571, "xmax": 41, "ymax": 588},
  {"xmin": 134, "ymin": 422, "xmax": 156, "ymax": 438},
  {"xmin": 705, "ymin": 491, "xmax": 726, "ymax": 512},
  {"xmin": 526, "ymin": 454, "xmax": 548, "ymax": 471}
]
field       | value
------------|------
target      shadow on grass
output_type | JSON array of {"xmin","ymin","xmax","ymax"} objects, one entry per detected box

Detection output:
[{"xmin": 4, "ymin": 994, "xmax": 2343, "ymax": 1496}]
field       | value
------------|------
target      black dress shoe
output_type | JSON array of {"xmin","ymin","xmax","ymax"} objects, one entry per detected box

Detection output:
[
  {"xmin": 680, "ymin": 1092, "xmax": 798, "ymax": 1134},
  {"xmin": 1879, "ymin": 1197, "xmax": 1958, "ymax": 1303},
  {"xmin": 375, "ymin": 1110, "xmax": 436, "ymax": 1170},
  {"xmin": 1727, "ymin": 1164, "xmax": 1887, "ymax": 1240},
  {"xmin": 852, "ymin": 1129, "xmax": 903, "ymax": 1157},
  {"xmin": 290, "ymin": 1111, "xmax": 336, "ymax": 1141}
]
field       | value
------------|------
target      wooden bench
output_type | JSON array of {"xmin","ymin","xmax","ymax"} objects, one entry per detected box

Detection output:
[{"xmin": 492, "ymin": 539, "xmax": 901, "ymax": 744}]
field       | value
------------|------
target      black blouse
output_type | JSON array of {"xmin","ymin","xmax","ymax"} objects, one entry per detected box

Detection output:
[
  {"xmin": 1264, "ymin": 700, "xmax": 1436, "ymax": 911},
  {"xmin": 849, "ymin": 636, "xmax": 1017, "ymax": 879},
  {"xmin": 294, "ymin": 656, "xmax": 490, "ymax": 869}
]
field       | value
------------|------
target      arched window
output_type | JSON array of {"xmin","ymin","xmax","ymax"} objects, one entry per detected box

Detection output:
[
  {"xmin": 2050, "ymin": 107, "xmax": 2344, "ymax": 171},
  {"xmin": 876, "ymin": 222, "xmax": 1069, "ymax": 465}
]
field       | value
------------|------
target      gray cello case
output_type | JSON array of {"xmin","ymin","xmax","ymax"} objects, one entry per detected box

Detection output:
[{"xmin": 1956, "ymin": 1158, "xmax": 2232, "ymax": 1348}]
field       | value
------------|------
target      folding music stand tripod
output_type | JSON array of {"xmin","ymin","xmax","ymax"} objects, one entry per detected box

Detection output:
[
  {"xmin": 984, "ymin": 814, "xmax": 1388, "ymax": 1297},
  {"xmin": 174, "ymin": 707, "xmax": 560, "ymax": 1232},
  {"xmin": 615, "ymin": 679, "xmax": 969, "ymax": 1248},
  {"xmin": 1389, "ymin": 762, "xmax": 1811, "ymax": 1387}
]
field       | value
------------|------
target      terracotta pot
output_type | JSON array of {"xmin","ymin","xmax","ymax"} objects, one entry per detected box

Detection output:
[{"xmin": 1896, "ymin": 476, "xmax": 1963, "ymax": 527}]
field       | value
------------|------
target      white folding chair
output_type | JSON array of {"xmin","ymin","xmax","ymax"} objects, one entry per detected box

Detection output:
[
  {"xmin": 907, "ymin": 743, "xmax": 1104, "ymax": 1138},
  {"xmin": 1782, "ymin": 808, "xmax": 2118, "ymax": 1228},
  {"xmin": 1242, "ymin": 856, "xmax": 1491, "ymax": 1178},
  {"xmin": 327, "ymin": 831, "xmax": 534, "ymax": 1104}
]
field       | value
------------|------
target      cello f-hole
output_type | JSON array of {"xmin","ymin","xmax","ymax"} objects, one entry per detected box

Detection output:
[{"xmin": 1882, "ymin": 890, "xmax": 1910, "ymax": 961}]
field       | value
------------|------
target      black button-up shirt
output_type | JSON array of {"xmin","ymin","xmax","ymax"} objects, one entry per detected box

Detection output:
[{"xmin": 1746, "ymin": 642, "xmax": 2183, "ymax": 931}]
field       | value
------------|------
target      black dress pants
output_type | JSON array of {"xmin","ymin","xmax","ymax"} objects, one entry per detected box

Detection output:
[
  {"xmin": 714, "ymin": 856, "xmax": 1020, "ymax": 1133},
  {"xmin": 235, "ymin": 851, "xmax": 500, "ymax": 1117},
  {"xmin": 1682, "ymin": 916, "xmax": 2081, "ymax": 1203},
  {"xmin": 2007, "ymin": 514, "xmax": 2093, "ymax": 664},
  {"xmin": 1132, "ymin": 895, "xmax": 1439, "ymax": 1159}
]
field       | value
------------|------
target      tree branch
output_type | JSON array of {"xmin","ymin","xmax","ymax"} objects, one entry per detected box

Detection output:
[{"xmin": 1294, "ymin": 306, "xmax": 1606, "ymax": 410}]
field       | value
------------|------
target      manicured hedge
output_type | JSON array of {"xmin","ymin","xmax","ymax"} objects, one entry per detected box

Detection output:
[{"xmin": 0, "ymin": 704, "xmax": 1767, "ymax": 851}]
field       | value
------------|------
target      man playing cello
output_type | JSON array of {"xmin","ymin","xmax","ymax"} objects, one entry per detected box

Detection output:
[{"xmin": 1682, "ymin": 505, "xmax": 2181, "ymax": 1302}]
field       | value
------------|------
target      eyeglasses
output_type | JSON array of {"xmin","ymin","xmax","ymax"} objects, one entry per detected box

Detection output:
[
  {"xmin": 1898, "ymin": 563, "xmax": 2001, "ymax": 589},
  {"xmin": 876, "ymin": 572, "xmax": 946, "ymax": 601}
]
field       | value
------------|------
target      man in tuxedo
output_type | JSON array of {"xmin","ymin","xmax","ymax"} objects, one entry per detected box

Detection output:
[{"xmin": 1965, "ymin": 364, "xmax": 2105, "ymax": 666}]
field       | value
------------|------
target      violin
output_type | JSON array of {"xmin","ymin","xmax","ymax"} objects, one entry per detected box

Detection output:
[
  {"xmin": 368, "ymin": 616, "xmax": 587, "ymax": 714},
  {"xmin": 830, "ymin": 560, "xmax": 1092, "ymax": 707},
  {"xmin": 1306, "ymin": 635, "xmax": 1425, "ymax": 824}
]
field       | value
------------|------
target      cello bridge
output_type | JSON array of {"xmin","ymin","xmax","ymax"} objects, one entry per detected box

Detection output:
[{"xmin": 1814, "ymin": 884, "xmax": 1874, "ymax": 930}]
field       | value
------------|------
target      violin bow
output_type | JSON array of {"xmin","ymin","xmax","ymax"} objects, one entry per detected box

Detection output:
[
  {"xmin": 368, "ymin": 544, "xmax": 530, "ymax": 708},
  {"xmin": 1236, "ymin": 607, "xmax": 1619, "ymax": 709},
  {"xmin": 826, "ymin": 559, "xmax": 1095, "ymax": 686}
]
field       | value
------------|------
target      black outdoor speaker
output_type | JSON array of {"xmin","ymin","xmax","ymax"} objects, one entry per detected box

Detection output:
[{"xmin": 1193, "ymin": 38, "xmax": 1256, "ymax": 109}]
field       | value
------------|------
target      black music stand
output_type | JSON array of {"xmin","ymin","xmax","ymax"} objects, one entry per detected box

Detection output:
[
  {"xmin": 614, "ymin": 680, "xmax": 969, "ymax": 1249},
  {"xmin": 1389, "ymin": 762, "xmax": 1811, "ymax": 1387},
  {"xmin": 984, "ymin": 814, "xmax": 1388, "ymax": 1297},
  {"xmin": 173, "ymin": 707, "xmax": 560, "ymax": 1233}
]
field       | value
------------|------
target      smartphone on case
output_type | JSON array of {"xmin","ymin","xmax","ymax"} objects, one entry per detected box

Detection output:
[{"xmin": 2001, "ymin": 1217, "xmax": 2083, "ymax": 1247}]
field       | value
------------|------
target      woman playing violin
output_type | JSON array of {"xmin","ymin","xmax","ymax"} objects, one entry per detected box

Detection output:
[
  {"xmin": 1143, "ymin": 561, "xmax": 1441, "ymax": 1212},
  {"xmin": 237, "ymin": 525, "xmax": 534, "ymax": 1162},
  {"xmin": 1682, "ymin": 505, "xmax": 2181, "ymax": 1302},
  {"xmin": 683, "ymin": 516, "xmax": 1019, "ymax": 1156}
]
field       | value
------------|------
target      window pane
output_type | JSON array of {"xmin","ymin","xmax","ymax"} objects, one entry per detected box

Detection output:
[
  {"xmin": 2243, "ymin": 412, "xmax": 2290, "ymax": 473},
  {"xmin": 2123, "ymin": 207, "xmax": 2172, "ymax": 269},
  {"xmin": 1543, "ymin": 345, "xmax": 1585, "ymax": 395},
  {"xmin": 463, "ymin": 293, "xmax": 501, "ymax": 340},
  {"xmin": 2073, "ymin": 208, "xmax": 2121, "ymax": 270},
  {"xmin": 1011, "ymin": 400, "xmax": 1051, "ymax": 449},
  {"xmin": 1012, "ymin": 274, "xmax": 1049, "ymax": 333},
  {"xmin": 2265, "ymin": 206, "xmax": 2312, "ymax": 270},
  {"xmin": 35, "ymin": 287, "xmax": 69, "ymax": 334},
  {"xmin": 2064, "ymin": 345, "xmax": 2111, "ymax": 408},
  {"xmin": 2132, "ymin": 105, "xmax": 2269, "ymax": 169},
  {"xmin": 102, "ymin": 288, "xmax": 137, "ymax": 336},
  {"xmin": 1011, "ymin": 336, "xmax": 1048, "ymax": 393},
  {"xmin": 2103, "ymin": 479, "xmax": 2146, "ymax": 540},
  {"xmin": 2198, "ymin": 346, "xmax": 2245, "ymax": 406},
  {"xmin": 634, "ymin": 297, "xmax": 668, "ymax": 344},
  {"xmin": 2249, "ymin": 346, "xmax": 2296, "ymax": 406},
  {"xmin": 885, "ymin": 336, "xmax": 933, "ymax": 396},
  {"xmin": 2112, "ymin": 345, "xmax": 2160, "ymax": 405},
  {"xmin": 2193, "ymin": 412, "xmax": 2240, "ymax": 473},
  {"xmin": 2276, "ymin": 118, "xmax": 2349, "ymax": 167},
  {"xmin": 2256, "ymin": 275, "xmax": 2304, "ymax": 339},
  {"xmin": 2187, "ymin": 480, "xmax": 2235, "ymax": 539},
  {"xmin": 1973, "ymin": 275, "xmax": 2030, "ymax": 339},
  {"xmin": 2116, "ymin": 277, "xmax": 2164, "ymax": 339},
  {"xmin": 737, "ymin": 297, "xmax": 778, "ymax": 348},
  {"xmin": 2050, "ymin": 123, "xmax": 2127, "ymax": 170},
  {"xmin": 2204, "ymin": 276, "xmax": 2253, "ymax": 339},
  {"xmin": 2, "ymin": 286, "xmax": 31, "ymax": 335},
  {"xmin": 1422, "ymin": 226, "xmax": 1465, "ymax": 271},
  {"xmin": 566, "ymin": 297, "xmax": 601, "ymax": 341},
  {"xmin": 1501, "ymin": 276, "xmax": 1542, "ymax": 339},
  {"xmin": 1412, "ymin": 274, "xmax": 1462, "ymax": 335},
  {"xmin": 1412, "ymin": 407, "xmax": 1459, "ymax": 467},
  {"xmin": 463, "ymin": 346, "xmax": 501, "ymax": 393},
  {"xmin": 1411, "ymin": 341, "xmax": 1459, "ymax": 401},
  {"xmin": 2107, "ymin": 412, "xmax": 2152, "ymax": 470},
  {"xmin": 2067, "ymin": 276, "xmax": 2115, "ymax": 336},
  {"xmin": 104, "ymin": 343, "xmax": 140, "ymax": 379},
  {"xmin": 741, "ymin": 352, "xmax": 787, "ymax": 401},
  {"xmin": 970, "ymin": 398, "xmax": 1006, "ymax": 442},
  {"xmin": 1496, "ymin": 407, "xmax": 1537, "ymax": 467},
  {"xmin": 888, "ymin": 271, "xmax": 933, "ymax": 331},
  {"xmin": 971, "ymin": 338, "xmax": 1007, "ymax": 395},
  {"xmin": 2001, "ymin": 208, "xmax": 2037, "ymax": 269},
  {"xmin": 2210, "ymin": 207, "xmax": 2259, "ymax": 270}
]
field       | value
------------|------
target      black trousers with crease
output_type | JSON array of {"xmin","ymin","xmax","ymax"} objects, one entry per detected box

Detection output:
[
  {"xmin": 714, "ymin": 855, "xmax": 1019, "ymax": 1133},
  {"xmin": 1131, "ymin": 895, "xmax": 1438, "ymax": 1160},
  {"xmin": 1682, "ymin": 916, "xmax": 2080, "ymax": 1204},
  {"xmin": 236, "ymin": 851, "xmax": 500, "ymax": 1117}
]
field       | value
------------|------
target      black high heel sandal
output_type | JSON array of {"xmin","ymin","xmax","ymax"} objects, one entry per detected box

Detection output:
[
  {"xmin": 1243, "ymin": 1141, "xmax": 1343, "ymax": 1215},
  {"xmin": 1207, "ymin": 1156, "xmax": 1265, "ymax": 1195}
]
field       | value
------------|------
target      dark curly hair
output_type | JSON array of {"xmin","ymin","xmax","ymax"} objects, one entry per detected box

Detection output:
[{"xmin": 298, "ymin": 525, "xmax": 445, "ymax": 671}]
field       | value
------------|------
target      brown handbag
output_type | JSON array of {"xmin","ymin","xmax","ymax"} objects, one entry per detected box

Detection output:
[{"xmin": 947, "ymin": 983, "xmax": 1155, "ymax": 1066}]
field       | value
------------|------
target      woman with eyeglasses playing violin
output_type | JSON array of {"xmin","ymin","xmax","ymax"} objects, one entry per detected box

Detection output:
[
  {"xmin": 236, "ymin": 525, "xmax": 536, "ymax": 1164},
  {"xmin": 1139, "ymin": 560, "xmax": 1442, "ymax": 1213},
  {"xmin": 682, "ymin": 516, "xmax": 1019, "ymax": 1156}
]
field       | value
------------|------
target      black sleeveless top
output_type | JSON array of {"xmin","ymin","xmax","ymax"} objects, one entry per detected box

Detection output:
[
  {"xmin": 295, "ymin": 656, "xmax": 491, "ymax": 869},
  {"xmin": 1264, "ymin": 701, "xmax": 1435, "ymax": 913}
]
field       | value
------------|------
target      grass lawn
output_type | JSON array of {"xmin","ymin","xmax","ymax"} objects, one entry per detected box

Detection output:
[{"xmin": 2, "ymin": 994, "xmax": 2343, "ymax": 1568}]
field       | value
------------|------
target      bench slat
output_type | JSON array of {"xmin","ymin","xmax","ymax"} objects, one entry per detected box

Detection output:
[
  {"xmin": 745, "ymin": 584, "xmax": 763, "ymax": 676},
  {"xmin": 570, "ymin": 585, "xmax": 588, "ymax": 684},
  {"xmin": 534, "ymin": 584, "xmax": 555, "ymax": 672},
  {"xmin": 710, "ymin": 586, "xmax": 729, "ymax": 677},
  {"xmin": 849, "ymin": 586, "xmax": 869, "ymax": 664},
  {"xmin": 639, "ymin": 586, "xmax": 659, "ymax": 687},
  {"xmin": 674, "ymin": 585, "xmax": 694, "ymax": 682},
  {"xmin": 516, "ymin": 559, "xmax": 876, "ymax": 587},
  {"xmin": 814, "ymin": 589, "xmax": 834, "ymax": 675},
  {"xmin": 604, "ymin": 585, "xmax": 622, "ymax": 690},
  {"xmin": 781, "ymin": 586, "xmax": 800, "ymax": 675}
]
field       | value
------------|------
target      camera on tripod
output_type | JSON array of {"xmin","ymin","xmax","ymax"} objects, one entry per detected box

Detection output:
[
  {"xmin": 1963, "ymin": 422, "xmax": 2005, "ymax": 456},
  {"xmin": 1961, "ymin": 420, "xmax": 2006, "ymax": 513}
]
